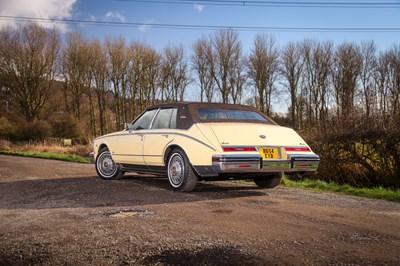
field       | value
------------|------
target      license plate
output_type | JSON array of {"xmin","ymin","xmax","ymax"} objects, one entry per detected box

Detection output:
[{"xmin": 259, "ymin": 147, "xmax": 278, "ymax": 159}]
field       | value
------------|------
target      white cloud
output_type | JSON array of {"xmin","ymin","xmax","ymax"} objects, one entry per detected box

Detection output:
[
  {"xmin": 105, "ymin": 11, "xmax": 125, "ymax": 22},
  {"xmin": 0, "ymin": 0, "xmax": 77, "ymax": 32},
  {"xmin": 138, "ymin": 20, "xmax": 154, "ymax": 32},
  {"xmin": 194, "ymin": 3, "xmax": 204, "ymax": 12}
]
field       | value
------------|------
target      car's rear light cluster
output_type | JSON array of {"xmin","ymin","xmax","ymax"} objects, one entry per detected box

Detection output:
[
  {"xmin": 284, "ymin": 147, "xmax": 310, "ymax": 152},
  {"xmin": 222, "ymin": 147, "xmax": 257, "ymax": 152}
]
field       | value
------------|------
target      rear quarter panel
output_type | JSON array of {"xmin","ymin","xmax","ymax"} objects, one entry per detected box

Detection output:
[{"xmin": 168, "ymin": 126, "xmax": 219, "ymax": 166}]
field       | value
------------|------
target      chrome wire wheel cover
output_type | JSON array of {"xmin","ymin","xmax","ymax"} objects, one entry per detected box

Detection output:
[
  {"xmin": 168, "ymin": 153, "xmax": 185, "ymax": 188},
  {"xmin": 97, "ymin": 151, "xmax": 117, "ymax": 178}
]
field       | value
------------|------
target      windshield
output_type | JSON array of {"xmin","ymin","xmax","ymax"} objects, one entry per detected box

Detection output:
[{"xmin": 198, "ymin": 108, "xmax": 270, "ymax": 123}]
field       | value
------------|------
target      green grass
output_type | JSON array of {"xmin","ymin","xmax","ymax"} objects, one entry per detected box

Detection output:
[
  {"xmin": 0, "ymin": 150, "xmax": 90, "ymax": 163},
  {"xmin": 281, "ymin": 176, "xmax": 400, "ymax": 203}
]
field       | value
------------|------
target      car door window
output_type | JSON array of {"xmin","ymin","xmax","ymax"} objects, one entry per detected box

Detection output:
[
  {"xmin": 131, "ymin": 109, "xmax": 158, "ymax": 130},
  {"xmin": 152, "ymin": 108, "xmax": 177, "ymax": 129}
]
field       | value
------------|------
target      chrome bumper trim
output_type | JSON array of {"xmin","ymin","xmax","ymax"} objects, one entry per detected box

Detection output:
[
  {"xmin": 211, "ymin": 153, "xmax": 320, "ymax": 174},
  {"xmin": 286, "ymin": 154, "xmax": 320, "ymax": 172},
  {"xmin": 212, "ymin": 155, "xmax": 261, "ymax": 173},
  {"xmin": 89, "ymin": 152, "xmax": 95, "ymax": 163}
]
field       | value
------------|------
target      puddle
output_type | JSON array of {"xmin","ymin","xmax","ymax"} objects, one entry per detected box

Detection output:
[
  {"xmin": 105, "ymin": 209, "xmax": 148, "ymax": 218},
  {"xmin": 109, "ymin": 211, "xmax": 140, "ymax": 218}
]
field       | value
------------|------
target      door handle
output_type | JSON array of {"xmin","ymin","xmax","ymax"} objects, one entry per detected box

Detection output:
[{"xmin": 162, "ymin": 134, "xmax": 169, "ymax": 138}]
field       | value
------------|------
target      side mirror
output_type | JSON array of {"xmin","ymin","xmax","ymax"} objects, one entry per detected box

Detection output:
[{"xmin": 124, "ymin": 123, "xmax": 132, "ymax": 131}]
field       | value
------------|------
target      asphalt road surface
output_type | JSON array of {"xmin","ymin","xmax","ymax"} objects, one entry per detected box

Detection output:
[{"xmin": 0, "ymin": 154, "xmax": 399, "ymax": 265}]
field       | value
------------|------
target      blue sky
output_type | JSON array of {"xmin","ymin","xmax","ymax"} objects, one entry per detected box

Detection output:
[
  {"xmin": 0, "ymin": 0, "xmax": 399, "ymax": 109},
  {"xmin": 73, "ymin": 0, "xmax": 399, "ymax": 52},
  {"xmin": 1, "ymin": 0, "xmax": 398, "ymax": 52}
]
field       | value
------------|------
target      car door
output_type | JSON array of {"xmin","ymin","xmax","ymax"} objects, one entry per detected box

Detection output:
[
  {"xmin": 113, "ymin": 109, "xmax": 158, "ymax": 166},
  {"xmin": 142, "ymin": 108, "xmax": 177, "ymax": 170}
]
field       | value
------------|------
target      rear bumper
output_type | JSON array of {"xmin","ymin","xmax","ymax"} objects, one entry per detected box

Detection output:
[
  {"xmin": 194, "ymin": 153, "xmax": 320, "ymax": 177},
  {"xmin": 287, "ymin": 154, "xmax": 320, "ymax": 172}
]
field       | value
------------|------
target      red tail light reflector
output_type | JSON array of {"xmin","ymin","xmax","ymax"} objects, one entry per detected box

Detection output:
[
  {"xmin": 284, "ymin": 147, "xmax": 310, "ymax": 152},
  {"xmin": 212, "ymin": 157, "xmax": 221, "ymax": 162},
  {"xmin": 223, "ymin": 147, "xmax": 257, "ymax": 152}
]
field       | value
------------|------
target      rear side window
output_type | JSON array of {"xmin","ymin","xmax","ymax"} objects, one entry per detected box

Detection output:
[
  {"xmin": 152, "ymin": 108, "xmax": 177, "ymax": 129},
  {"xmin": 198, "ymin": 108, "xmax": 269, "ymax": 123}
]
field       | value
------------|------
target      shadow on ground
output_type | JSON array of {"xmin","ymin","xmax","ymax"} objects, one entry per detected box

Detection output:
[{"xmin": 0, "ymin": 174, "xmax": 267, "ymax": 210}]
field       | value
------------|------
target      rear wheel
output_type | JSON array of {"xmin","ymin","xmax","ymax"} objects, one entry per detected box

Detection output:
[
  {"xmin": 95, "ymin": 147, "xmax": 124, "ymax": 180},
  {"xmin": 253, "ymin": 172, "xmax": 283, "ymax": 188},
  {"xmin": 167, "ymin": 148, "xmax": 197, "ymax": 192}
]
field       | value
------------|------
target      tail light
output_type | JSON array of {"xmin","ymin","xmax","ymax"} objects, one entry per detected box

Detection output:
[
  {"xmin": 222, "ymin": 147, "xmax": 257, "ymax": 152},
  {"xmin": 284, "ymin": 147, "xmax": 310, "ymax": 152}
]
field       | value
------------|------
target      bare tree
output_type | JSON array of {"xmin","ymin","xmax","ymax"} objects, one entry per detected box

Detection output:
[
  {"xmin": 0, "ymin": 23, "xmax": 60, "ymax": 121},
  {"xmin": 359, "ymin": 41, "xmax": 377, "ymax": 123},
  {"xmin": 386, "ymin": 44, "xmax": 400, "ymax": 116},
  {"xmin": 192, "ymin": 37, "xmax": 215, "ymax": 102},
  {"xmin": 128, "ymin": 41, "xmax": 145, "ymax": 113},
  {"xmin": 248, "ymin": 34, "xmax": 279, "ymax": 115},
  {"xmin": 142, "ymin": 46, "xmax": 161, "ymax": 107},
  {"xmin": 229, "ymin": 46, "xmax": 247, "ymax": 104},
  {"xmin": 160, "ymin": 44, "xmax": 190, "ymax": 102},
  {"xmin": 210, "ymin": 29, "xmax": 244, "ymax": 103},
  {"xmin": 281, "ymin": 41, "xmax": 304, "ymax": 129},
  {"xmin": 105, "ymin": 36, "xmax": 130, "ymax": 130},
  {"xmin": 61, "ymin": 30, "xmax": 92, "ymax": 120},
  {"xmin": 128, "ymin": 41, "xmax": 161, "ymax": 114},
  {"xmin": 302, "ymin": 39, "xmax": 333, "ymax": 126},
  {"xmin": 332, "ymin": 42, "xmax": 362, "ymax": 119},
  {"xmin": 374, "ymin": 51, "xmax": 390, "ymax": 120},
  {"xmin": 89, "ymin": 39, "xmax": 109, "ymax": 135}
]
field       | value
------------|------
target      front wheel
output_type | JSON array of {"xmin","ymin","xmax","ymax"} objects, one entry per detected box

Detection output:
[
  {"xmin": 253, "ymin": 172, "xmax": 283, "ymax": 188},
  {"xmin": 95, "ymin": 147, "xmax": 124, "ymax": 180},
  {"xmin": 167, "ymin": 148, "xmax": 198, "ymax": 192}
]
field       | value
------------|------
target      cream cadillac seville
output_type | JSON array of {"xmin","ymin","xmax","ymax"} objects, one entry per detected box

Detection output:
[{"xmin": 90, "ymin": 102, "xmax": 320, "ymax": 192}]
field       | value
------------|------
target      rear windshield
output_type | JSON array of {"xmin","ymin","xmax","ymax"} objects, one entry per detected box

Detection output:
[{"xmin": 198, "ymin": 108, "xmax": 270, "ymax": 123}]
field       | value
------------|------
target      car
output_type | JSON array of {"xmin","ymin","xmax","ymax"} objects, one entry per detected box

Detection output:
[{"xmin": 90, "ymin": 102, "xmax": 320, "ymax": 192}]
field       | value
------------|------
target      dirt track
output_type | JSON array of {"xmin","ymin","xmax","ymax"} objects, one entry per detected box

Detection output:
[{"xmin": 0, "ymin": 154, "xmax": 399, "ymax": 265}]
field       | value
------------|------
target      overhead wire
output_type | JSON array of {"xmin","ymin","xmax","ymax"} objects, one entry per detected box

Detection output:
[
  {"xmin": 0, "ymin": 15, "xmax": 399, "ymax": 32},
  {"xmin": 1, "ymin": 0, "xmax": 399, "ymax": 33},
  {"xmin": 114, "ymin": 0, "xmax": 400, "ymax": 8}
]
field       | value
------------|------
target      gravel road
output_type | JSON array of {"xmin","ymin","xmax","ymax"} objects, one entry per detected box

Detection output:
[{"xmin": 0, "ymin": 154, "xmax": 399, "ymax": 265}]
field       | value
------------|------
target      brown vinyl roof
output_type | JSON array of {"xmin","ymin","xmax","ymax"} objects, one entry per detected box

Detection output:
[{"xmin": 147, "ymin": 102, "xmax": 277, "ymax": 130}]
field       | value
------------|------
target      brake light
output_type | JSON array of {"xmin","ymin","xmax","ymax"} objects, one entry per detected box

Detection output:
[
  {"xmin": 284, "ymin": 147, "xmax": 310, "ymax": 152},
  {"xmin": 223, "ymin": 147, "xmax": 257, "ymax": 152}
]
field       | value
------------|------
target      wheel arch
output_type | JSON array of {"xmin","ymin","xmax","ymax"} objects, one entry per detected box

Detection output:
[
  {"xmin": 96, "ymin": 143, "xmax": 110, "ymax": 159},
  {"xmin": 164, "ymin": 144, "xmax": 182, "ymax": 166},
  {"xmin": 164, "ymin": 132, "xmax": 217, "ymax": 167}
]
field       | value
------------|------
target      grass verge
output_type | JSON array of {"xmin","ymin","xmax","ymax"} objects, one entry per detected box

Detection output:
[
  {"xmin": 281, "ymin": 176, "xmax": 400, "ymax": 203},
  {"xmin": 0, "ymin": 150, "xmax": 90, "ymax": 163}
]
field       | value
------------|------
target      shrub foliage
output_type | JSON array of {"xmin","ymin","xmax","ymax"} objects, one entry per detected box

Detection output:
[{"xmin": 303, "ymin": 116, "xmax": 400, "ymax": 188}]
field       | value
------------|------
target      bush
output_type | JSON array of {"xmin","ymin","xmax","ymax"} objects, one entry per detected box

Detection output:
[
  {"xmin": 15, "ymin": 120, "xmax": 52, "ymax": 141},
  {"xmin": 0, "ymin": 117, "xmax": 17, "ymax": 139},
  {"xmin": 51, "ymin": 115, "xmax": 81, "ymax": 139},
  {"xmin": 301, "ymin": 116, "xmax": 400, "ymax": 188}
]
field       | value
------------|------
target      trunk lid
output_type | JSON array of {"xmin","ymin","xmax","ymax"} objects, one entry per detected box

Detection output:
[{"xmin": 201, "ymin": 123, "xmax": 308, "ymax": 147}]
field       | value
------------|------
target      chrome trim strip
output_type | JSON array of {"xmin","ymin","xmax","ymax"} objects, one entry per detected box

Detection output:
[
  {"xmin": 210, "ymin": 154, "xmax": 319, "ymax": 174},
  {"xmin": 95, "ymin": 131, "xmax": 216, "ymax": 152},
  {"xmin": 173, "ymin": 132, "xmax": 216, "ymax": 151},
  {"xmin": 132, "ymin": 132, "xmax": 216, "ymax": 151}
]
